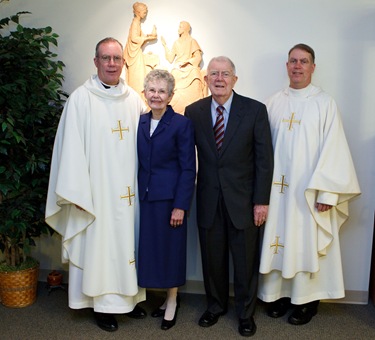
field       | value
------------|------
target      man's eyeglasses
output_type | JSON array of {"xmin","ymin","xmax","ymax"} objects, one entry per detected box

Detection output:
[
  {"xmin": 208, "ymin": 71, "xmax": 234, "ymax": 79},
  {"xmin": 99, "ymin": 55, "xmax": 124, "ymax": 64}
]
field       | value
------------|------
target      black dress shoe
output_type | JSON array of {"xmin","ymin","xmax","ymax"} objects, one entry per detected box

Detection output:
[
  {"xmin": 288, "ymin": 302, "xmax": 318, "ymax": 325},
  {"xmin": 198, "ymin": 310, "xmax": 226, "ymax": 328},
  {"xmin": 161, "ymin": 304, "xmax": 179, "ymax": 330},
  {"xmin": 94, "ymin": 312, "xmax": 118, "ymax": 332},
  {"xmin": 151, "ymin": 307, "xmax": 165, "ymax": 317},
  {"xmin": 266, "ymin": 297, "xmax": 291, "ymax": 318},
  {"xmin": 152, "ymin": 295, "xmax": 180, "ymax": 318},
  {"xmin": 126, "ymin": 304, "xmax": 147, "ymax": 319},
  {"xmin": 238, "ymin": 317, "xmax": 257, "ymax": 337}
]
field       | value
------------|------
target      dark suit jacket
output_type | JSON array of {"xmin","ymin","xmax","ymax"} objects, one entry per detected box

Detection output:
[
  {"xmin": 137, "ymin": 106, "xmax": 196, "ymax": 210},
  {"xmin": 185, "ymin": 91, "xmax": 273, "ymax": 229}
]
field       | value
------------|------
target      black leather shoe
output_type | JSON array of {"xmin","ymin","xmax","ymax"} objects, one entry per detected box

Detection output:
[
  {"xmin": 266, "ymin": 297, "xmax": 291, "ymax": 318},
  {"xmin": 152, "ymin": 295, "xmax": 180, "ymax": 318},
  {"xmin": 238, "ymin": 317, "xmax": 257, "ymax": 337},
  {"xmin": 94, "ymin": 312, "xmax": 118, "ymax": 332},
  {"xmin": 288, "ymin": 303, "xmax": 318, "ymax": 325},
  {"xmin": 161, "ymin": 304, "xmax": 179, "ymax": 330},
  {"xmin": 151, "ymin": 307, "xmax": 165, "ymax": 317},
  {"xmin": 198, "ymin": 310, "xmax": 226, "ymax": 328},
  {"xmin": 126, "ymin": 305, "xmax": 147, "ymax": 319}
]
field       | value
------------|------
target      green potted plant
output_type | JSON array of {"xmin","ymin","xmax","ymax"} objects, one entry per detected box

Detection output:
[{"xmin": 0, "ymin": 11, "xmax": 66, "ymax": 307}]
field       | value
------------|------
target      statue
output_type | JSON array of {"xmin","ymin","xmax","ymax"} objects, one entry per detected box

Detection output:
[
  {"xmin": 161, "ymin": 21, "xmax": 207, "ymax": 114},
  {"xmin": 124, "ymin": 2, "xmax": 159, "ymax": 96}
]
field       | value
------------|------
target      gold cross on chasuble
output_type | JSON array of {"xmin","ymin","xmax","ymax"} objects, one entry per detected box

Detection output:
[
  {"xmin": 274, "ymin": 175, "xmax": 289, "ymax": 194},
  {"xmin": 112, "ymin": 120, "xmax": 129, "ymax": 140},
  {"xmin": 282, "ymin": 112, "xmax": 301, "ymax": 130},
  {"xmin": 120, "ymin": 186, "xmax": 135, "ymax": 206},
  {"xmin": 270, "ymin": 236, "xmax": 284, "ymax": 254}
]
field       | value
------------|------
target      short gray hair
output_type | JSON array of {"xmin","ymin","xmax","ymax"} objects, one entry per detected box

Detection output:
[
  {"xmin": 144, "ymin": 69, "xmax": 175, "ymax": 96},
  {"xmin": 207, "ymin": 56, "xmax": 236, "ymax": 75}
]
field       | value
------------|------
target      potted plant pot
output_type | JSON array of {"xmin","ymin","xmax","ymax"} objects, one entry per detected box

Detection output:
[{"xmin": 0, "ymin": 258, "xmax": 39, "ymax": 308}]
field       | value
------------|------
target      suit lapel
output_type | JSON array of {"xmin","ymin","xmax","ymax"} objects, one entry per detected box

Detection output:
[{"xmin": 139, "ymin": 112, "xmax": 152, "ymax": 140}]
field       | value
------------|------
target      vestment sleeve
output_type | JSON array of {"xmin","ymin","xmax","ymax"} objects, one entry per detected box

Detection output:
[{"xmin": 45, "ymin": 92, "xmax": 95, "ymax": 266}]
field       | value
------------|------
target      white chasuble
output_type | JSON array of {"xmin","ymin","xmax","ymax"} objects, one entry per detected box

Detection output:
[
  {"xmin": 46, "ymin": 75, "xmax": 146, "ymax": 312},
  {"xmin": 258, "ymin": 84, "xmax": 360, "ymax": 304}
]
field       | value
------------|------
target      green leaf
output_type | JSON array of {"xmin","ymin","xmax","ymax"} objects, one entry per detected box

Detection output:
[{"xmin": 0, "ymin": 10, "xmax": 65, "ymax": 267}]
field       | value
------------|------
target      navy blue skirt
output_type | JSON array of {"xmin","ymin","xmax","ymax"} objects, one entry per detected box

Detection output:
[{"xmin": 138, "ymin": 198, "xmax": 187, "ymax": 288}]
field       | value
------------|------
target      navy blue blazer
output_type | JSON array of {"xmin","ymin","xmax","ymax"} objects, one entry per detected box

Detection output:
[{"xmin": 137, "ymin": 106, "xmax": 196, "ymax": 210}]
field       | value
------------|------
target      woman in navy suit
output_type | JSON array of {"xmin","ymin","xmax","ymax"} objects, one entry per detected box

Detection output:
[{"xmin": 137, "ymin": 69, "xmax": 196, "ymax": 330}]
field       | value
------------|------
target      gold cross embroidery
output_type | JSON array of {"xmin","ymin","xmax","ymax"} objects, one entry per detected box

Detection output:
[
  {"xmin": 274, "ymin": 175, "xmax": 289, "ymax": 194},
  {"xmin": 112, "ymin": 120, "xmax": 129, "ymax": 140},
  {"xmin": 270, "ymin": 236, "xmax": 284, "ymax": 254},
  {"xmin": 120, "ymin": 186, "xmax": 135, "ymax": 206},
  {"xmin": 282, "ymin": 112, "xmax": 301, "ymax": 130}
]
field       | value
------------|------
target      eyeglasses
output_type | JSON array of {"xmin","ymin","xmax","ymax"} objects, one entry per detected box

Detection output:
[
  {"xmin": 145, "ymin": 88, "xmax": 168, "ymax": 96},
  {"xmin": 208, "ymin": 71, "xmax": 234, "ymax": 79},
  {"xmin": 99, "ymin": 55, "xmax": 124, "ymax": 64}
]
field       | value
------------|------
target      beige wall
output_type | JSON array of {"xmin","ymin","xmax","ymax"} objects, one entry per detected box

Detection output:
[{"xmin": 3, "ymin": 0, "xmax": 374, "ymax": 302}]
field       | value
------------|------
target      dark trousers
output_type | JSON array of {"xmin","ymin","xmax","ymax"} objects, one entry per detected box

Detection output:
[{"xmin": 198, "ymin": 193, "xmax": 260, "ymax": 319}]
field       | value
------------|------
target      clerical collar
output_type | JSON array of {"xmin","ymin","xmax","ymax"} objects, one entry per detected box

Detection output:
[
  {"xmin": 94, "ymin": 75, "xmax": 120, "ymax": 91},
  {"xmin": 101, "ymin": 82, "xmax": 111, "ymax": 89},
  {"xmin": 100, "ymin": 80, "xmax": 119, "ymax": 90}
]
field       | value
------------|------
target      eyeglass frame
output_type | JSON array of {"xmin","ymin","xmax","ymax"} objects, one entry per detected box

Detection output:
[
  {"xmin": 97, "ymin": 55, "xmax": 124, "ymax": 64},
  {"xmin": 207, "ymin": 70, "xmax": 235, "ymax": 79}
]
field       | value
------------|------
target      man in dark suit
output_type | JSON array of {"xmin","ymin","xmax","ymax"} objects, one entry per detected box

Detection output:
[{"xmin": 185, "ymin": 56, "xmax": 273, "ymax": 337}]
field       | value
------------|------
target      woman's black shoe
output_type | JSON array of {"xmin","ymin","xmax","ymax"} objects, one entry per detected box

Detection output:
[
  {"xmin": 151, "ymin": 307, "xmax": 165, "ymax": 318},
  {"xmin": 161, "ymin": 306, "xmax": 178, "ymax": 330},
  {"xmin": 153, "ymin": 294, "xmax": 180, "ymax": 318},
  {"xmin": 161, "ymin": 297, "xmax": 180, "ymax": 330}
]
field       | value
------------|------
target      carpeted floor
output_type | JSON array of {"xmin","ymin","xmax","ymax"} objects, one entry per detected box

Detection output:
[{"xmin": 1, "ymin": 283, "xmax": 375, "ymax": 339}]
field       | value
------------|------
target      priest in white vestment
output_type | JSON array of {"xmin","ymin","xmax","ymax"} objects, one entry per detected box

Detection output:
[
  {"xmin": 258, "ymin": 44, "xmax": 361, "ymax": 326},
  {"xmin": 46, "ymin": 38, "xmax": 147, "ymax": 332}
]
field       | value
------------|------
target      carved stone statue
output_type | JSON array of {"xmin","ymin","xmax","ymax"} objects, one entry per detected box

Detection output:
[
  {"xmin": 161, "ymin": 21, "xmax": 207, "ymax": 114},
  {"xmin": 124, "ymin": 2, "xmax": 159, "ymax": 96}
]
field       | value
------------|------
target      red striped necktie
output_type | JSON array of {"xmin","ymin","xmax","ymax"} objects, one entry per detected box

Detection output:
[{"xmin": 214, "ymin": 106, "xmax": 225, "ymax": 151}]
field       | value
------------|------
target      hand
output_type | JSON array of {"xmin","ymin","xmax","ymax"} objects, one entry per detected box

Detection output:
[
  {"xmin": 315, "ymin": 203, "xmax": 332, "ymax": 212},
  {"xmin": 254, "ymin": 204, "xmax": 268, "ymax": 227},
  {"xmin": 170, "ymin": 208, "xmax": 185, "ymax": 228}
]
